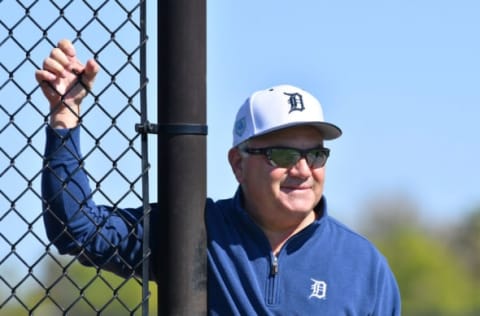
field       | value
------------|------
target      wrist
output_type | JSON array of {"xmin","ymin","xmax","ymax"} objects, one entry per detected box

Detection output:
[
  {"xmin": 49, "ymin": 113, "xmax": 79, "ymax": 129},
  {"xmin": 49, "ymin": 102, "xmax": 80, "ymax": 129}
]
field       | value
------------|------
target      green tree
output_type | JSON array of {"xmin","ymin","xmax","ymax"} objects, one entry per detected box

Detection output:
[
  {"xmin": 360, "ymin": 194, "xmax": 480, "ymax": 315},
  {"xmin": 451, "ymin": 207, "xmax": 480, "ymax": 281},
  {"xmin": 1, "ymin": 254, "xmax": 157, "ymax": 315},
  {"xmin": 376, "ymin": 228, "xmax": 478, "ymax": 315}
]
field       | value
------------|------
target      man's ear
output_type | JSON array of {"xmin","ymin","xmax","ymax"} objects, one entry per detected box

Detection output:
[{"xmin": 228, "ymin": 147, "xmax": 245, "ymax": 183}]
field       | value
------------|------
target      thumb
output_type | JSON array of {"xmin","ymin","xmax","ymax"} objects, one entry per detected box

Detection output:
[{"xmin": 82, "ymin": 59, "xmax": 100, "ymax": 90}]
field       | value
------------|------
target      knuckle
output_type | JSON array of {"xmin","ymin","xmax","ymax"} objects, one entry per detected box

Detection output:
[{"xmin": 50, "ymin": 47, "xmax": 60, "ymax": 58}]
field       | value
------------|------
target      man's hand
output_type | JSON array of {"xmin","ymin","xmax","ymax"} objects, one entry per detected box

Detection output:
[{"xmin": 35, "ymin": 39, "xmax": 99, "ymax": 129}]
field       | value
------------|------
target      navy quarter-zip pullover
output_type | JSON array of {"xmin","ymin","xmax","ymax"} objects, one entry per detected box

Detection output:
[{"xmin": 43, "ymin": 126, "xmax": 401, "ymax": 315}]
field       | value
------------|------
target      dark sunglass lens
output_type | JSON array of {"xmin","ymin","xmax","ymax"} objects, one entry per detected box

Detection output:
[
  {"xmin": 269, "ymin": 148, "xmax": 300, "ymax": 167},
  {"xmin": 306, "ymin": 149, "xmax": 327, "ymax": 167}
]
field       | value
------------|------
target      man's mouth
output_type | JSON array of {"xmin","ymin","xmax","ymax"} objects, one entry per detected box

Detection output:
[{"xmin": 281, "ymin": 185, "xmax": 311, "ymax": 191}]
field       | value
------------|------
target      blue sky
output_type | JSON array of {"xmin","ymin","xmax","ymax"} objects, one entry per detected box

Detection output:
[
  {"xmin": 205, "ymin": 0, "xmax": 480, "ymax": 226},
  {"xmin": 1, "ymin": 0, "xmax": 479, "ymax": 258}
]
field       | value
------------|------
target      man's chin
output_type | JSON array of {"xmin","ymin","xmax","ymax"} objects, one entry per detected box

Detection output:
[{"xmin": 280, "ymin": 200, "xmax": 316, "ymax": 213}]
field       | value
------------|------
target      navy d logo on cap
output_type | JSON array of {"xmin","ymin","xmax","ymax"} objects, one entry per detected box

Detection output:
[{"xmin": 284, "ymin": 92, "xmax": 305, "ymax": 113}]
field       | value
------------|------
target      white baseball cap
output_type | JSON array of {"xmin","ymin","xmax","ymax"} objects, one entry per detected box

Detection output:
[{"xmin": 232, "ymin": 84, "xmax": 342, "ymax": 146}]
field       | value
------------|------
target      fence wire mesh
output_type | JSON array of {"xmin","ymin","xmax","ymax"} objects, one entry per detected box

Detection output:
[{"xmin": 0, "ymin": 0, "xmax": 156, "ymax": 315}]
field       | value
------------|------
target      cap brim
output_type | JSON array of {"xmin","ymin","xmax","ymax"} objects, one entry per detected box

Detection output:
[{"xmin": 314, "ymin": 122, "xmax": 342, "ymax": 140}]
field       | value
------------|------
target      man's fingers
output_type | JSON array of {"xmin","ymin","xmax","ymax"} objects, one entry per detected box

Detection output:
[
  {"xmin": 54, "ymin": 40, "xmax": 85, "ymax": 77},
  {"xmin": 35, "ymin": 39, "xmax": 98, "ymax": 103},
  {"xmin": 57, "ymin": 39, "xmax": 76, "ymax": 58},
  {"xmin": 34, "ymin": 69, "xmax": 55, "ymax": 84},
  {"xmin": 42, "ymin": 57, "xmax": 67, "ymax": 78},
  {"xmin": 81, "ymin": 59, "xmax": 100, "ymax": 89},
  {"xmin": 50, "ymin": 47, "xmax": 69, "ymax": 67}
]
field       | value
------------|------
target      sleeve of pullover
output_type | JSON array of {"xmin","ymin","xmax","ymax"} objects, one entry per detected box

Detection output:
[
  {"xmin": 373, "ymin": 255, "xmax": 402, "ymax": 316},
  {"xmin": 42, "ymin": 126, "xmax": 153, "ymax": 278}
]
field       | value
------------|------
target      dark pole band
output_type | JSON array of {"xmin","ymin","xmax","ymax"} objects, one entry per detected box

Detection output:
[{"xmin": 136, "ymin": 122, "xmax": 208, "ymax": 135}]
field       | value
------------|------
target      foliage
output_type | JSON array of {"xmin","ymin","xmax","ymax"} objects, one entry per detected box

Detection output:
[
  {"xmin": 375, "ymin": 228, "xmax": 480, "ymax": 315},
  {"xmin": 0, "ymin": 257, "xmax": 158, "ymax": 316},
  {"xmin": 451, "ymin": 207, "xmax": 480, "ymax": 281},
  {"xmin": 360, "ymin": 194, "xmax": 480, "ymax": 315}
]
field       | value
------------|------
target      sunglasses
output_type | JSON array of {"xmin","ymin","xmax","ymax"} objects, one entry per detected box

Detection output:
[{"xmin": 242, "ymin": 146, "xmax": 330, "ymax": 168}]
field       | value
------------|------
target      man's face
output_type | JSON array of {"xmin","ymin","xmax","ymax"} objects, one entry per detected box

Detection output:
[{"xmin": 229, "ymin": 126, "xmax": 326, "ymax": 231}]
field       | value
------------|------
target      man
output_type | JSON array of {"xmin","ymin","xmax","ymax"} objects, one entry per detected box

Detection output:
[{"xmin": 36, "ymin": 39, "xmax": 401, "ymax": 315}]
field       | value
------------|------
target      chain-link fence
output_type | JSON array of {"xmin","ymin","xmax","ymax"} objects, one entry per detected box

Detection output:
[{"xmin": 0, "ymin": 1, "xmax": 157, "ymax": 314}]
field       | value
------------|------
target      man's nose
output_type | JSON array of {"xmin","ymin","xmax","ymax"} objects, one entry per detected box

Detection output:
[{"xmin": 288, "ymin": 157, "xmax": 312, "ymax": 177}]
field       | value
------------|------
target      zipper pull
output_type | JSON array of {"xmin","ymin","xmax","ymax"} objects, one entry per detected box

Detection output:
[{"xmin": 271, "ymin": 254, "xmax": 279, "ymax": 276}]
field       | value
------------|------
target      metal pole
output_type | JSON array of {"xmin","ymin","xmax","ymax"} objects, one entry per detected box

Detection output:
[
  {"xmin": 156, "ymin": 1, "xmax": 207, "ymax": 315},
  {"xmin": 139, "ymin": 1, "xmax": 151, "ymax": 316}
]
